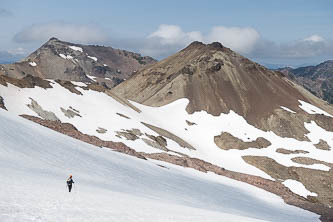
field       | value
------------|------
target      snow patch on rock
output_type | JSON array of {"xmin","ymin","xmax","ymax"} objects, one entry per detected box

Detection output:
[
  {"xmin": 59, "ymin": 54, "xmax": 73, "ymax": 60},
  {"xmin": 299, "ymin": 100, "xmax": 333, "ymax": 117},
  {"xmin": 87, "ymin": 75, "xmax": 97, "ymax": 82},
  {"xmin": 87, "ymin": 56, "xmax": 98, "ymax": 62},
  {"xmin": 29, "ymin": 62, "xmax": 37, "ymax": 67},
  {"xmin": 281, "ymin": 106, "xmax": 296, "ymax": 114},
  {"xmin": 69, "ymin": 46, "xmax": 83, "ymax": 52},
  {"xmin": 283, "ymin": 179, "xmax": 318, "ymax": 198}
]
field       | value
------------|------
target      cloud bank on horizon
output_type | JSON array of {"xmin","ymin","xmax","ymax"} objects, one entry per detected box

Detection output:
[
  {"xmin": 143, "ymin": 24, "xmax": 332, "ymax": 62},
  {"xmin": 14, "ymin": 22, "xmax": 109, "ymax": 44},
  {"xmin": 5, "ymin": 22, "xmax": 333, "ymax": 66}
]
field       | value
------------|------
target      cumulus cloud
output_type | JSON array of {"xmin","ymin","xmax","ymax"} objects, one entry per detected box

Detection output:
[
  {"xmin": 148, "ymin": 25, "xmax": 203, "ymax": 45},
  {"xmin": 7, "ymin": 47, "xmax": 27, "ymax": 55},
  {"xmin": 303, "ymin": 35, "xmax": 325, "ymax": 42},
  {"xmin": 251, "ymin": 34, "xmax": 333, "ymax": 60},
  {"xmin": 139, "ymin": 25, "xmax": 333, "ymax": 63},
  {"xmin": 13, "ymin": 22, "xmax": 109, "ymax": 44},
  {"xmin": 0, "ymin": 50, "xmax": 25, "ymax": 64},
  {"xmin": 206, "ymin": 27, "xmax": 260, "ymax": 54},
  {"xmin": 143, "ymin": 25, "xmax": 259, "ymax": 57}
]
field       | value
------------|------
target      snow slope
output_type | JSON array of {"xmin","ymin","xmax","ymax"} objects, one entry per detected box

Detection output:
[
  {"xmin": 1, "ymin": 81, "xmax": 333, "ymax": 181},
  {"xmin": 0, "ymin": 109, "xmax": 319, "ymax": 221}
]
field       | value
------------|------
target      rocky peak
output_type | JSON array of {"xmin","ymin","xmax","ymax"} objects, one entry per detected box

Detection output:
[
  {"xmin": 208, "ymin": 42, "xmax": 224, "ymax": 49},
  {"xmin": 0, "ymin": 38, "xmax": 156, "ymax": 88},
  {"xmin": 113, "ymin": 41, "xmax": 333, "ymax": 141}
]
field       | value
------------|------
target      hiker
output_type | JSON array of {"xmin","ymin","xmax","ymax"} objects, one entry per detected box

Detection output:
[{"xmin": 67, "ymin": 175, "xmax": 75, "ymax": 192}]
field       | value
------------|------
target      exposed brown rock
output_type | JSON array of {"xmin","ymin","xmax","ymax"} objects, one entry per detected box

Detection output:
[
  {"xmin": 115, "ymin": 131, "xmax": 139, "ymax": 141},
  {"xmin": 313, "ymin": 115, "xmax": 333, "ymax": 133},
  {"xmin": 96, "ymin": 127, "xmax": 107, "ymax": 134},
  {"xmin": 314, "ymin": 139, "xmax": 331, "ymax": 151},
  {"xmin": 113, "ymin": 41, "xmax": 333, "ymax": 142},
  {"xmin": 1, "ymin": 38, "xmax": 156, "ymax": 87},
  {"xmin": 60, "ymin": 107, "xmax": 81, "ymax": 118},
  {"xmin": 20, "ymin": 114, "xmax": 146, "ymax": 160},
  {"xmin": 115, "ymin": 128, "xmax": 143, "ymax": 140},
  {"xmin": 143, "ymin": 152, "xmax": 333, "ymax": 221},
  {"xmin": 242, "ymin": 156, "xmax": 333, "ymax": 207},
  {"xmin": 214, "ymin": 132, "xmax": 271, "ymax": 150},
  {"xmin": 142, "ymin": 122, "xmax": 195, "ymax": 150},
  {"xmin": 186, "ymin": 120, "xmax": 197, "ymax": 126},
  {"xmin": 116, "ymin": 112, "xmax": 130, "ymax": 119},
  {"xmin": 259, "ymin": 109, "xmax": 311, "ymax": 141},
  {"xmin": 0, "ymin": 96, "xmax": 7, "ymax": 110},
  {"xmin": 276, "ymin": 148, "xmax": 309, "ymax": 154},
  {"xmin": 145, "ymin": 133, "xmax": 167, "ymax": 147},
  {"xmin": 291, "ymin": 157, "xmax": 333, "ymax": 168},
  {"xmin": 142, "ymin": 138, "xmax": 168, "ymax": 151},
  {"xmin": 129, "ymin": 129, "xmax": 143, "ymax": 136},
  {"xmin": 0, "ymin": 74, "xmax": 52, "ymax": 89},
  {"xmin": 27, "ymin": 98, "xmax": 59, "ymax": 121},
  {"xmin": 55, "ymin": 80, "xmax": 82, "ymax": 95}
]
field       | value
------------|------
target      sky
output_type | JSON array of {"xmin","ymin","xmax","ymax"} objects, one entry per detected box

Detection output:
[{"xmin": 0, "ymin": 0, "xmax": 332, "ymax": 67}]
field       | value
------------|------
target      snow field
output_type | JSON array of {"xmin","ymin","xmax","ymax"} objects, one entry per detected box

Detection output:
[
  {"xmin": 0, "ymin": 81, "xmax": 332, "ymax": 195},
  {"xmin": 0, "ymin": 109, "xmax": 318, "ymax": 221}
]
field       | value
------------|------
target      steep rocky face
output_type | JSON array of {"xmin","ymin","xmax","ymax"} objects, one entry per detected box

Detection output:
[
  {"xmin": 279, "ymin": 60, "xmax": 333, "ymax": 104},
  {"xmin": 0, "ymin": 38, "xmax": 156, "ymax": 88},
  {"xmin": 0, "ymin": 96, "xmax": 6, "ymax": 110},
  {"xmin": 113, "ymin": 41, "xmax": 333, "ymax": 139}
]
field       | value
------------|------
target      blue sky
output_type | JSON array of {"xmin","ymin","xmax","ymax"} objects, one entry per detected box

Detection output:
[{"xmin": 0, "ymin": 0, "xmax": 332, "ymax": 66}]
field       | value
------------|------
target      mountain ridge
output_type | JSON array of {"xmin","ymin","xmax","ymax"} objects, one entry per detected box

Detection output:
[
  {"xmin": 113, "ymin": 41, "xmax": 333, "ymax": 140},
  {"xmin": 278, "ymin": 60, "xmax": 333, "ymax": 104},
  {"xmin": 0, "ymin": 37, "xmax": 156, "ymax": 88}
]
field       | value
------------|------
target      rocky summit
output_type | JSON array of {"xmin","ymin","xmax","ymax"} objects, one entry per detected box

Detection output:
[
  {"xmin": 113, "ymin": 41, "xmax": 333, "ymax": 140},
  {"xmin": 0, "ymin": 37, "xmax": 156, "ymax": 88}
]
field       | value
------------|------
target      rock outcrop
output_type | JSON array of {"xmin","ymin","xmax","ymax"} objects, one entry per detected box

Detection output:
[{"xmin": 214, "ymin": 132, "xmax": 271, "ymax": 150}]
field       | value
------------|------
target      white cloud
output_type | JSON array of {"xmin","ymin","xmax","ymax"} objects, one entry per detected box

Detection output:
[
  {"xmin": 143, "ymin": 25, "xmax": 260, "ymax": 57},
  {"xmin": 14, "ymin": 22, "xmax": 108, "ymax": 44},
  {"xmin": 148, "ymin": 25, "xmax": 203, "ymax": 45},
  {"xmin": 7, "ymin": 47, "xmax": 27, "ymax": 55},
  {"xmin": 140, "ymin": 24, "xmax": 333, "ymax": 62},
  {"xmin": 206, "ymin": 26, "xmax": 260, "ymax": 54},
  {"xmin": 303, "ymin": 35, "xmax": 324, "ymax": 42}
]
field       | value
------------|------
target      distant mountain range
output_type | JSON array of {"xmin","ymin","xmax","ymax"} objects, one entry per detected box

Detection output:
[
  {"xmin": 278, "ymin": 60, "xmax": 333, "ymax": 104},
  {"xmin": 0, "ymin": 51, "xmax": 24, "ymax": 64}
]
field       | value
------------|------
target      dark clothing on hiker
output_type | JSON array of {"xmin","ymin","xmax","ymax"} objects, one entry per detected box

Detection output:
[{"xmin": 67, "ymin": 178, "xmax": 74, "ymax": 192}]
